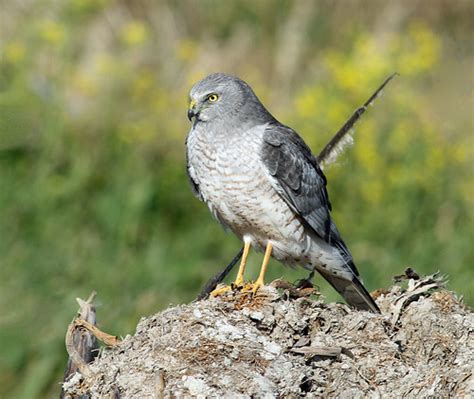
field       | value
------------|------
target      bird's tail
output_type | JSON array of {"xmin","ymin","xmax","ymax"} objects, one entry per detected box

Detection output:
[{"xmin": 316, "ymin": 265, "xmax": 380, "ymax": 313}]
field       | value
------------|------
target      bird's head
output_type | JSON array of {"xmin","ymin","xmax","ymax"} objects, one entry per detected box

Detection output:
[{"xmin": 187, "ymin": 73, "xmax": 268, "ymax": 125}]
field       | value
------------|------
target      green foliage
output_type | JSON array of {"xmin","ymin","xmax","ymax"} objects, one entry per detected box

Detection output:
[{"xmin": 1, "ymin": 1, "xmax": 472, "ymax": 397}]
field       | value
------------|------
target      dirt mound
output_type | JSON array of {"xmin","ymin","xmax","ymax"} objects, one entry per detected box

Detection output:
[{"xmin": 62, "ymin": 275, "xmax": 473, "ymax": 398}]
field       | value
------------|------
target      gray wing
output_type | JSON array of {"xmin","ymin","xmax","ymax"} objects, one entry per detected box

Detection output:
[
  {"xmin": 261, "ymin": 123, "xmax": 332, "ymax": 240},
  {"xmin": 261, "ymin": 124, "xmax": 382, "ymax": 312},
  {"xmin": 261, "ymin": 123, "xmax": 355, "ymax": 268},
  {"xmin": 185, "ymin": 136, "xmax": 203, "ymax": 201}
]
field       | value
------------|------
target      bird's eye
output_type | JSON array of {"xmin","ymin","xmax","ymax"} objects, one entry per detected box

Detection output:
[{"xmin": 207, "ymin": 94, "xmax": 219, "ymax": 102}]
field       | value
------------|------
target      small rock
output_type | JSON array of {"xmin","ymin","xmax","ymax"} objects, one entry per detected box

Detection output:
[
  {"xmin": 183, "ymin": 376, "xmax": 210, "ymax": 396},
  {"xmin": 249, "ymin": 311, "xmax": 265, "ymax": 321}
]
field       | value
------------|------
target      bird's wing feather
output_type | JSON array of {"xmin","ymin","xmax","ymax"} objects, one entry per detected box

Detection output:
[
  {"xmin": 261, "ymin": 124, "xmax": 356, "ymax": 271},
  {"xmin": 261, "ymin": 124, "xmax": 332, "ymax": 241}
]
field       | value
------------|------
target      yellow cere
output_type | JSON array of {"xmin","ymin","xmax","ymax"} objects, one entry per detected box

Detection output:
[{"xmin": 189, "ymin": 99, "xmax": 197, "ymax": 109}]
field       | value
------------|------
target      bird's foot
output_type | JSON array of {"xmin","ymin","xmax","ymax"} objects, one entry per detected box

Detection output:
[
  {"xmin": 241, "ymin": 279, "xmax": 264, "ymax": 295},
  {"xmin": 252, "ymin": 279, "xmax": 264, "ymax": 295},
  {"xmin": 233, "ymin": 276, "xmax": 244, "ymax": 288},
  {"xmin": 211, "ymin": 280, "xmax": 266, "ymax": 298},
  {"xmin": 210, "ymin": 284, "xmax": 232, "ymax": 297}
]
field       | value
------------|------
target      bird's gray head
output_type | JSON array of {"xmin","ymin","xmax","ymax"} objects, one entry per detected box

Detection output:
[{"xmin": 187, "ymin": 73, "xmax": 272, "ymax": 125}]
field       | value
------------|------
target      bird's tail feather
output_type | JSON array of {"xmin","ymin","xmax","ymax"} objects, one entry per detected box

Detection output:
[{"xmin": 316, "ymin": 268, "xmax": 380, "ymax": 313}]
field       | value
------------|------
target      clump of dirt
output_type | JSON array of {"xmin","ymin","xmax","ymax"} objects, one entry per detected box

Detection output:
[{"xmin": 62, "ymin": 275, "xmax": 473, "ymax": 398}]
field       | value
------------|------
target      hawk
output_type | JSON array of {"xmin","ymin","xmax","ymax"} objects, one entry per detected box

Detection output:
[{"xmin": 185, "ymin": 73, "xmax": 379, "ymax": 312}]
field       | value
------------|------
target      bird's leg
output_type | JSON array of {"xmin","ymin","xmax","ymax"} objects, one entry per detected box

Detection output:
[
  {"xmin": 233, "ymin": 241, "xmax": 251, "ymax": 287},
  {"xmin": 211, "ymin": 241, "xmax": 251, "ymax": 297},
  {"xmin": 252, "ymin": 242, "xmax": 273, "ymax": 294}
]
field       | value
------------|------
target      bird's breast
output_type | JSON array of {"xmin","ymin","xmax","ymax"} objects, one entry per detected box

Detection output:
[
  {"xmin": 186, "ymin": 124, "xmax": 307, "ymax": 249},
  {"xmin": 187, "ymin": 124, "xmax": 267, "ymax": 207}
]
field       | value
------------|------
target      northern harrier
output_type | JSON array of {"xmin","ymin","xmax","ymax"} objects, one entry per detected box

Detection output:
[{"xmin": 186, "ymin": 73, "xmax": 379, "ymax": 312}]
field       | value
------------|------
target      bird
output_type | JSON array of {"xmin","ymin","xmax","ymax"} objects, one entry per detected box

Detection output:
[{"xmin": 185, "ymin": 73, "xmax": 380, "ymax": 313}]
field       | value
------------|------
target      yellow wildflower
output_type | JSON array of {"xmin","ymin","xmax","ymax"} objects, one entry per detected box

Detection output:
[
  {"xmin": 122, "ymin": 22, "xmax": 148, "ymax": 46},
  {"xmin": 4, "ymin": 41, "xmax": 26, "ymax": 63},
  {"xmin": 39, "ymin": 20, "xmax": 65, "ymax": 45}
]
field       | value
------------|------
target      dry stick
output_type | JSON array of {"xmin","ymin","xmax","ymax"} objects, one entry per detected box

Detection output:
[
  {"xmin": 155, "ymin": 370, "xmax": 166, "ymax": 399},
  {"xmin": 197, "ymin": 73, "xmax": 398, "ymax": 300},
  {"xmin": 390, "ymin": 272, "xmax": 446, "ymax": 327},
  {"xmin": 63, "ymin": 292, "xmax": 121, "ymax": 393},
  {"xmin": 62, "ymin": 292, "xmax": 98, "ymax": 385},
  {"xmin": 73, "ymin": 319, "xmax": 121, "ymax": 346}
]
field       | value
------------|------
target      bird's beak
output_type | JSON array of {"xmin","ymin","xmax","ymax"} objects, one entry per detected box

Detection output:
[{"xmin": 188, "ymin": 99, "xmax": 197, "ymax": 121}]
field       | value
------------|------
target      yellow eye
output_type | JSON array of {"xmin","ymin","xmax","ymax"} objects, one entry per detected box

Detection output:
[{"xmin": 207, "ymin": 94, "xmax": 219, "ymax": 102}]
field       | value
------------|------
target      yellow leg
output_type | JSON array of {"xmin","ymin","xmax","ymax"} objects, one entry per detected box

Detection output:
[
  {"xmin": 252, "ymin": 242, "xmax": 273, "ymax": 294},
  {"xmin": 234, "ymin": 241, "xmax": 251, "ymax": 286}
]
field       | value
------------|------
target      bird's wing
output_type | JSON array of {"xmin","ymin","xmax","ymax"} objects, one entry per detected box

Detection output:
[
  {"xmin": 185, "ymin": 135, "xmax": 203, "ymax": 201},
  {"xmin": 261, "ymin": 123, "xmax": 354, "ymax": 267},
  {"xmin": 261, "ymin": 124, "xmax": 332, "ymax": 240},
  {"xmin": 260, "ymin": 124, "xmax": 382, "ymax": 312}
]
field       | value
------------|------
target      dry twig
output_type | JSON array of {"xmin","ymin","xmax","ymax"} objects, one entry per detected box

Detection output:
[
  {"xmin": 390, "ymin": 272, "xmax": 447, "ymax": 327},
  {"xmin": 63, "ymin": 292, "xmax": 98, "ymax": 381},
  {"xmin": 62, "ymin": 292, "xmax": 120, "ymax": 397}
]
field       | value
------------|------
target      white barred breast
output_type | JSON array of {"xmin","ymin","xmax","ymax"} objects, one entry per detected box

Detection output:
[{"xmin": 186, "ymin": 123, "xmax": 342, "ymax": 270}]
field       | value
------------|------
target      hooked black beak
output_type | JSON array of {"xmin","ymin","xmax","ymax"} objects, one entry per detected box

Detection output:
[{"xmin": 187, "ymin": 108, "xmax": 196, "ymax": 121}]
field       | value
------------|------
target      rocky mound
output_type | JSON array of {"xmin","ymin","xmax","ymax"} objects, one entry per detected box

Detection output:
[{"xmin": 62, "ymin": 274, "xmax": 473, "ymax": 398}]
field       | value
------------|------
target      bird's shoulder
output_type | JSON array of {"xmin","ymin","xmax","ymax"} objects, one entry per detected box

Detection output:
[
  {"xmin": 262, "ymin": 123, "xmax": 319, "ymax": 165},
  {"xmin": 261, "ymin": 123, "xmax": 329, "ymax": 200}
]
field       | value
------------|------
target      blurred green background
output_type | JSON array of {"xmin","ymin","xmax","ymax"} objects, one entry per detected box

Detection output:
[{"xmin": 1, "ymin": 0, "xmax": 473, "ymax": 397}]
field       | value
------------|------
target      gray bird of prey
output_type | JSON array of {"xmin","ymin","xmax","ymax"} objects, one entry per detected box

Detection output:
[{"xmin": 186, "ymin": 73, "xmax": 379, "ymax": 312}]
